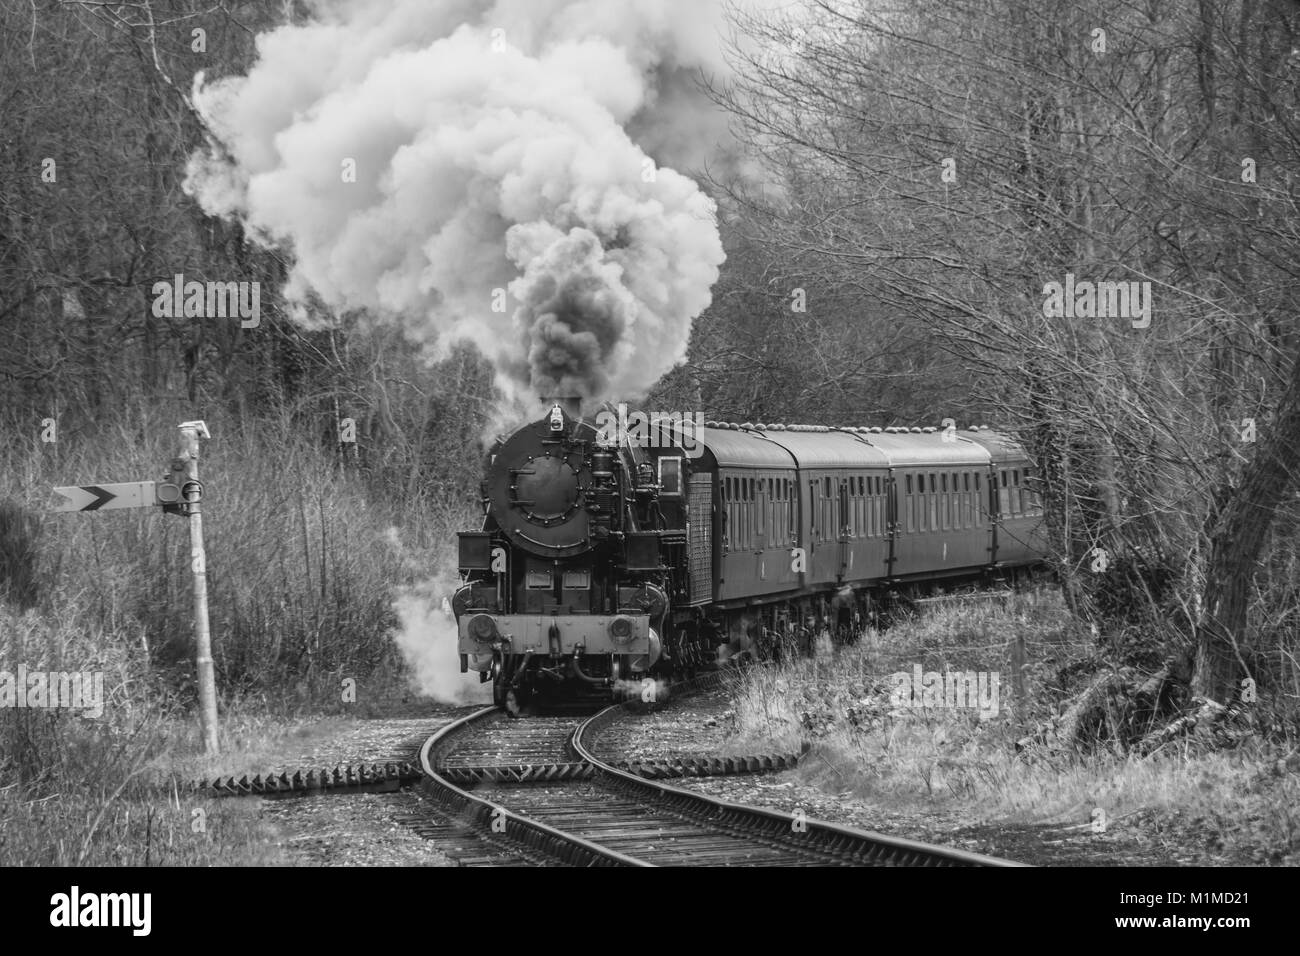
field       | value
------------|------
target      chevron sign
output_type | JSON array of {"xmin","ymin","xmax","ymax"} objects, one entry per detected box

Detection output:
[{"xmin": 52, "ymin": 481, "xmax": 160, "ymax": 512}]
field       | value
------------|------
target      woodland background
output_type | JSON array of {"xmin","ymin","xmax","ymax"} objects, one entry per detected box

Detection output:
[{"xmin": 3, "ymin": 0, "xmax": 1300, "ymax": 835}]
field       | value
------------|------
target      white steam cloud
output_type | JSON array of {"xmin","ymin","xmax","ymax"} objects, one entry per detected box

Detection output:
[
  {"xmin": 391, "ymin": 571, "xmax": 491, "ymax": 705},
  {"xmin": 185, "ymin": 0, "xmax": 739, "ymax": 410}
]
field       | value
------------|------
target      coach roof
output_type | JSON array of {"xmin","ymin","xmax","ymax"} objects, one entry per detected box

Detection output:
[
  {"xmin": 850, "ymin": 431, "xmax": 993, "ymax": 468},
  {"xmin": 689, "ymin": 425, "xmax": 797, "ymax": 469},
  {"xmin": 755, "ymin": 428, "xmax": 892, "ymax": 469}
]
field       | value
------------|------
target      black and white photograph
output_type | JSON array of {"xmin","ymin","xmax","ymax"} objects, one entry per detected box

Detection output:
[{"xmin": 0, "ymin": 0, "xmax": 1293, "ymax": 927}]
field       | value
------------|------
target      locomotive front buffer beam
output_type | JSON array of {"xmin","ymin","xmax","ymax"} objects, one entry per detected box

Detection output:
[{"xmin": 458, "ymin": 613, "xmax": 661, "ymax": 673}]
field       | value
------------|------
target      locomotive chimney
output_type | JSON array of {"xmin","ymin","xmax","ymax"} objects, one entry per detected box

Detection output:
[{"xmin": 541, "ymin": 396, "xmax": 582, "ymax": 420}]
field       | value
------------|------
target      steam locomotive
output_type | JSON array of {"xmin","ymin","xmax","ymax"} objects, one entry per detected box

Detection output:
[{"xmin": 454, "ymin": 400, "xmax": 1048, "ymax": 714}]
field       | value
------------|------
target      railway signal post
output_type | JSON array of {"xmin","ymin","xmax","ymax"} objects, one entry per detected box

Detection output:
[
  {"xmin": 177, "ymin": 421, "xmax": 219, "ymax": 755},
  {"xmin": 50, "ymin": 419, "xmax": 220, "ymax": 754}
]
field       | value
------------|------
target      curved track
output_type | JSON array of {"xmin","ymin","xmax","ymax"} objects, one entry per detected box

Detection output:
[{"xmin": 419, "ymin": 705, "xmax": 1022, "ymax": 867}]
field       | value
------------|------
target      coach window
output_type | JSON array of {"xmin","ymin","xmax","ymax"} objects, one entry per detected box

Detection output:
[
  {"xmin": 947, "ymin": 473, "xmax": 954, "ymax": 530},
  {"xmin": 809, "ymin": 480, "xmax": 817, "ymax": 539},
  {"xmin": 922, "ymin": 474, "xmax": 930, "ymax": 532},
  {"xmin": 783, "ymin": 479, "xmax": 789, "ymax": 542},
  {"xmin": 825, "ymin": 483, "xmax": 835, "ymax": 540},
  {"xmin": 658, "ymin": 457, "xmax": 683, "ymax": 496},
  {"xmin": 743, "ymin": 478, "xmax": 752, "ymax": 549},
  {"xmin": 730, "ymin": 477, "xmax": 739, "ymax": 548},
  {"xmin": 747, "ymin": 479, "xmax": 755, "ymax": 549},
  {"xmin": 748, "ymin": 481, "xmax": 759, "ymax": 548},
  {"xmin": 880, "ymin": 477, "xmax": 887, "ymax": 534},
  {"xmin": 769, "ymin": 478, "xmax": 778, "ymax": 543},
  {"xmin": 728, "ymin": 479, "xmax": 734, "ymax": 532},
  {"xmin": 859, "ymin": 478, "xmax": 867, "ymax": 537},
  {"xmin": 767, "ymin": 478, "xmax": 775, "ymax": 539},
  {"xmin": 961, "ymin": 473, "xmax": 969, "ymax": 528},
  {"xmin": 903, "ymin": 475, "xmax": 913, "ymax": 532},
  {"xmin": 860, "ymin": 478, "xmax": 868, "ymax": 538},
  {"xmin": 776, "ymin": 480, "xmax": 783, "ymax": 542},
  {"xmin": 914, "ymin": 474, "xmax": 924, "ymax": 531},
  {"xmin": 786, "ymin": 480, "xmax": 795, "ymax": 541},
  {"xmin": 916, "ymin": 474, "xmax": 924, "ymax": 532},
  {"xmin": 768, "ymin": 478, "xmax": 775, "ymax": 535},
  {"xmin": 932, "ymin": 473, "xmax": 939, "ymax": 532},
  {"xmin": 866, "ymin": 477, "xmax": 874, "ymax": 537},
  {"xmin": 859, "ymin": 479, "xmax": 867, "ymax": 537},
  {"xmin": 864, "ymin": 478, "xmax": 872, "ymax": 538},
  {"xmin": 842, "ymin": 480, "xmax": 853, "ymax": 538}
]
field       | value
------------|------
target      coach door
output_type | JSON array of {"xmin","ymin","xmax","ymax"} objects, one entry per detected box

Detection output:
[
  {"xmin": 886, "ymin": 469, "xmax": 898, "ymax": 578},
  {"xmin": 837, "ymin": 478, "xmax": 851, "ymax": 581}
]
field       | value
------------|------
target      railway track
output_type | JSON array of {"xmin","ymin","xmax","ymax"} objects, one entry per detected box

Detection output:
[{"xmin": 419, "ymin": 705, "xmax": 1022, "ymax": 867}]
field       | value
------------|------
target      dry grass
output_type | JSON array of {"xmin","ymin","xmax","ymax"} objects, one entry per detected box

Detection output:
[
  {"xmin": 0, "ymin": 412, "xmax": 476, "ymax": 865},
  {"xmin": 721, "ymin": 590, "xmax": 1300, "ymax": 863}
]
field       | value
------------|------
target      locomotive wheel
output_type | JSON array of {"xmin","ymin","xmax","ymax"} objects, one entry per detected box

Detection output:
[{"xmin": 490, "ymin": 658, "xmax": 505, "ymax": 707}]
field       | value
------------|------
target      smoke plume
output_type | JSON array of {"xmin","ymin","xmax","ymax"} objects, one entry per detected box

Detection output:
[{"xmin": 185, "ymin": 0, "xmax": 736, "ymax": 410}]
